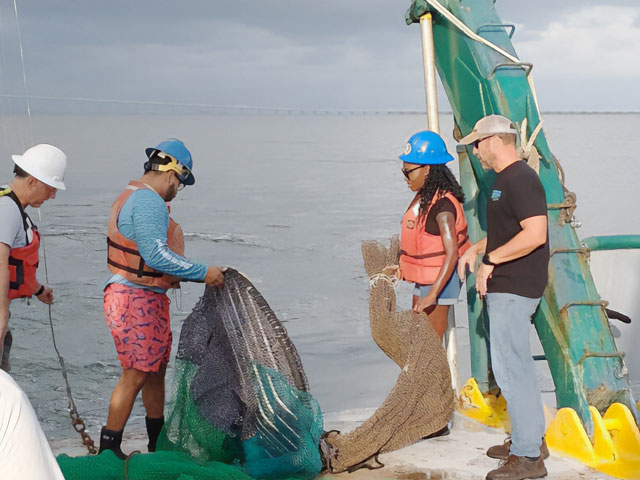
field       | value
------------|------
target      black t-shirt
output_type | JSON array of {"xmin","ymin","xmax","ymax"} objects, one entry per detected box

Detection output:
[
  {"xmin": 486, "ymin": 161, "xmax": 549, "ymax": 298},
  {"xmin": 425, "ymin": 197, "xmax": 457, "ymax": 235}
]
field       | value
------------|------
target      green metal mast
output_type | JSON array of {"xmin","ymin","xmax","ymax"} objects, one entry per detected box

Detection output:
[{"xmin": 406, "ymin": 0, "xmax": 639, "ymax": 434}]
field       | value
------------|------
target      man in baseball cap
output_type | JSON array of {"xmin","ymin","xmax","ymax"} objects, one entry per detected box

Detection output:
[
  {"xmin": 459, "ymin": 114, "xmax": 518, "ymax": 145},
  {"xmin": 458, "ymin": 114, "xmax": 550, "ymax": 480}
]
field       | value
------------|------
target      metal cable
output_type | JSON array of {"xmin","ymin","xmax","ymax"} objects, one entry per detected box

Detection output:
[
  {"xmin": 38, "ymin": 211, "xmax": 97, "ymax": 454},
  {"xmin": 12, "ymin": 0, "xmax": 97, "ymax": 454}
]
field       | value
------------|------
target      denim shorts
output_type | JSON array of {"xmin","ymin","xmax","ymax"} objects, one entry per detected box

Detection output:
[{"xmin": 414, "ymin": 269, "xmax": 463, "ymax": 305}]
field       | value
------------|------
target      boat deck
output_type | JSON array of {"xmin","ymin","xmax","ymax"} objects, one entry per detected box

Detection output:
[{"xmin": 52, "ymin": 409, "xmax": 612, "ymax": 479}]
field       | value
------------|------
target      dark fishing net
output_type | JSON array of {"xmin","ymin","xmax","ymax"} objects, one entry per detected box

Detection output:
[
  {"xmin": 160, "ymin": 269, "xmax": 322, "ymax": 478},
  {"xmin": 58, "ymin": 269, "xmax": 323, "ymax": 480}
]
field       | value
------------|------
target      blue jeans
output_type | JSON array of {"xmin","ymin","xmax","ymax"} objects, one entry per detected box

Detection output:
[
  {"xmin": 414, "ymin": 269, "xmax": 463, "ymax": 305},
  {"xmin": 487, "ymin": 293, "xmax": 545, "ymax": 457}
]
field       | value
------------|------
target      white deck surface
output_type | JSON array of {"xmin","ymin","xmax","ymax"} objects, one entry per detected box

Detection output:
[
  {"xmin": 320, "ymin": 409, "xmax": 614, "ymax": 480},
  {"xmin": 52, "ymin": 409, "xmax": 614, "ymax": 480}
]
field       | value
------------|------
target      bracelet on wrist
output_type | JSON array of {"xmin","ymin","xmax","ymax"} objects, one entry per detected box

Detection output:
[
  {"xmin": 34, "ymin": 285, "xmax": 45, "ymax": 296},
  {"xmin": 482, "ymin": 253, "xmax": 496, "ymax": 266}
]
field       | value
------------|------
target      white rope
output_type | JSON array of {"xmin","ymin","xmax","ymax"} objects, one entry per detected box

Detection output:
[
  {"xmin": 12, "ymin": 0, "xmax": 33, "ymax": 146},
  {"xmin": 518, "ymin": 117, "xmax": 544, "ymax": 160},
  {"xmin": 369, "ymin": 273, "xmax": 399, "ymax": 289},
  {"xmin": 423, "ymin": 0, "xmax": 542, "ymax": 117},
  {"xmin": 171, "ymin": 287, "xmax": 191, "ymax": 315}
]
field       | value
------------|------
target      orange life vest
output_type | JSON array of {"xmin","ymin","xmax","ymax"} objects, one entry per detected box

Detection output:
[
  {"xmin": 1, "ymin": 188, "xmax": 41, "ymax": 299},
  {"xmin": 399, "ymin": 191, "xmax": 470, "ymax": 285},
  {"xmin": 106, "ymin": 181, "xmax": 185, "ymax": 290}
]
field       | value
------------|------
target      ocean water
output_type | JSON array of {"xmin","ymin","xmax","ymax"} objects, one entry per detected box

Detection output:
[{"xmin": 3, "ymin": 112, "xmax": 639, "ymax": 442}]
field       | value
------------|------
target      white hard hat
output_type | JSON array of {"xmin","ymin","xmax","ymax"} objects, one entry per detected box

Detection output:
[{"xmin": 12, "ymin": 144, "xmax": 67, "ymax": 190}]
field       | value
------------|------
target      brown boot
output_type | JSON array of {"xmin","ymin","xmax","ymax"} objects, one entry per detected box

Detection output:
[
  {"xmin": 487, "ymin": 437, "xmax": 549, "ymax": 460},
  {"xmin": 486, "ymin": 454, "xmax": 547, "ymax": 480}
]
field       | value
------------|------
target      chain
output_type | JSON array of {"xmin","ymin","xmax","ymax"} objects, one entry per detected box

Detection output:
[
  {"xmin": 46, "ymin": 304, "xmax": 97, "ymax": 453},
  {"xmin": 38, "ymin": 212, "xmax": 97, "ymax": 454}
]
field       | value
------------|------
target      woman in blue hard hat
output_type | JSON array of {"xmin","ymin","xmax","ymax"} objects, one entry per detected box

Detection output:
[{"xmin": 393, "ymin": 131, "xmax": 470, "ymax": 339}]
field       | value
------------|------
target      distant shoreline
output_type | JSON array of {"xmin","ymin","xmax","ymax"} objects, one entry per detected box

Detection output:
[{"xmin": 2, "ymin": 110, "xmax": 639, "ymax": 116}]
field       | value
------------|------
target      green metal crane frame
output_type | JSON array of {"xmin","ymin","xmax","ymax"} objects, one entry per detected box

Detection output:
[{"xmin": 406, "ymin": 0, "xmax": 639, "ymax": 435}]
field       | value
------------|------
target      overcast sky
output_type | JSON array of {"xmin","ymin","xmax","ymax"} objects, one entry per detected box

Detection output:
[{"xmin": 1, "ymin": 0, "xmax": 639, "ymax": 112}]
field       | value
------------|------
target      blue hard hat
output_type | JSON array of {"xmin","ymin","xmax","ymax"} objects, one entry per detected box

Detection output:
[
  {"xmin": 398, "ymin": 131, "xmax": 453, "ymax": 165},
  {"xmin": 145, "ymin": 138, "xmax": 195, "ymax": 186}
]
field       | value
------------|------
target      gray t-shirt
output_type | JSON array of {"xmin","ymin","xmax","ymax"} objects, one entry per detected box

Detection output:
[{"xmin": 0, "ymin": 192, "xmax": 29, "ymax": 249}]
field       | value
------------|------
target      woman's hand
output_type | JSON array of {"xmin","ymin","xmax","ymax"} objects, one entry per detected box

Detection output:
[
  {"xmin": 413, "ymin": 292, "xmax": 437, "ymax": 312},
  {"xmin": 382, "ymin": 265, "xmax": 401, "ymax": 279}
]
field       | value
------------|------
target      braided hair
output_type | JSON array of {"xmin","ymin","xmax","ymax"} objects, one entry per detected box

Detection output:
[{"xmin": 418, "ymin": 164, "xmax": 465, "ymax": 215}]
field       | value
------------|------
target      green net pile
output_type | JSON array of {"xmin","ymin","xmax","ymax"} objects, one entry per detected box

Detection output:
[{"xmin": 58, "ymin": 270, "xmax": 324, "ymax": 480}]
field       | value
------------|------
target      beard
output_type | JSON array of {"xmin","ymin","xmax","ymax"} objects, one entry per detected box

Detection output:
[
  {"xmin": 163, "ymin": 184, "xmax": 178, "ymax": 202},
  {"xmin": 479, "ymin": 152, "xmax": 494, "ymax": 170}
]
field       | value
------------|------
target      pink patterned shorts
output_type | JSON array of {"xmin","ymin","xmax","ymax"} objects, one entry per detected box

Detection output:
[{"xmin": 104, "ymin": 284, "xmax": 172, "ymax": 372}]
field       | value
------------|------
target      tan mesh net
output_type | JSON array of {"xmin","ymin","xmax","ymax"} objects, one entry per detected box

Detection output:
[{"xmin": 320, "ymin": 236, "xmax": 454, "ymax": 473}]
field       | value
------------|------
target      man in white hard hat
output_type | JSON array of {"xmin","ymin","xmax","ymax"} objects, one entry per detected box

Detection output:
[
  {"xmin": 0, "ymin": 144, "xmax": 67, "ymax": 372},
  {"xmin": 457, "ymin": 115, "xmax": 549, "ymax": 480}
]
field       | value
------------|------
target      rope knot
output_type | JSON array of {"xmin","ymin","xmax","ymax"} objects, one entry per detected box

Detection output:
[
  {"xmin": 518, "ymin": 118, "xmax": 544, "ymax": 174},
  {"xmin": 369, "ymin": 273, "xmax": 399, "ymax": 289}
]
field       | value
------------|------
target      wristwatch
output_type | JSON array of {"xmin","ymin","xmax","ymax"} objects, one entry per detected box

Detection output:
[{"xmin": 482, "ymin": 253, "xmax": 496, "ymax": 266}]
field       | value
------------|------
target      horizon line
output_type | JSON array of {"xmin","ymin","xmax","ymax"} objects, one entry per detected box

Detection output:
[{"xmin": 0, "ymin": 95, "xmax": 638, "ymax": 115}]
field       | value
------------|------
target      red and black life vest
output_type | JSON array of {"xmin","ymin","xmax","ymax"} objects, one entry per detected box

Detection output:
[
  {"xmin": 399, "ymin": 191, "xmax": 470, "ymax": 285},
  {"xmin": 0, "ymin": 188, "xmax": 40, "ymax": 299}
]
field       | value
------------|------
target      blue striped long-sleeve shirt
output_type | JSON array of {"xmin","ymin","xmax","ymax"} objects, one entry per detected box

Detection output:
[{"xmin": 105, "ymin": 187, "xmax": 207, "ymax": 292}]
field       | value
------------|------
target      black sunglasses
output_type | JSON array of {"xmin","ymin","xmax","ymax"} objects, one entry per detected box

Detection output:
[
  {"xmin": 473, "ymin": 135, "xmax": 494, "ymax": 148},
  {"xmin": 402, "ymin": 165, "xmax": 423, "ymax": 179}
]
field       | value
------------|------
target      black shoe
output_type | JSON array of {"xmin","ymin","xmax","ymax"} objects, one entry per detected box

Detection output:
[
  {"xmin": 98, "ymin": 427, "xmax": 127, "ymax": 460},
  {"xmin": 145, "ymin": 416, "xmax": 164, "ymax": 453}
]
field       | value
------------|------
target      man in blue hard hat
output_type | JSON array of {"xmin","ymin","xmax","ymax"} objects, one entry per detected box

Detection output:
[
  {"xmin": 458, "ymin": 115, "xmax": 550, "ymax": 480},
  {"xmin": 99, "ymin": 138, "xmax": 225, "ymax": 458}
]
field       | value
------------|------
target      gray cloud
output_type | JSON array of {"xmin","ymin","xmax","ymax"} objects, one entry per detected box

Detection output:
[{"xmin": 4, "ymin": 0, "xmax": 639, "ymax": 111}]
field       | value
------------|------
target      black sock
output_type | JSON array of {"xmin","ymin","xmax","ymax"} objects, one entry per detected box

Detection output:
[{"xmin": 146, "ymin": 416, "xmax": 165, "ymax": 452}]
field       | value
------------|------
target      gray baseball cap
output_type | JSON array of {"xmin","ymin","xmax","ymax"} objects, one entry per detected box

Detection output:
[{"xmin": 459, "ymin": 115, "xmax": 517, "ymax": 145}]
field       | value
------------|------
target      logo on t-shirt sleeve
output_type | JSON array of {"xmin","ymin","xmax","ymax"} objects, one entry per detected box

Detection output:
[{"xmin": 491, "ymin": 189, "xmax": 502, "ymax": 201}]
